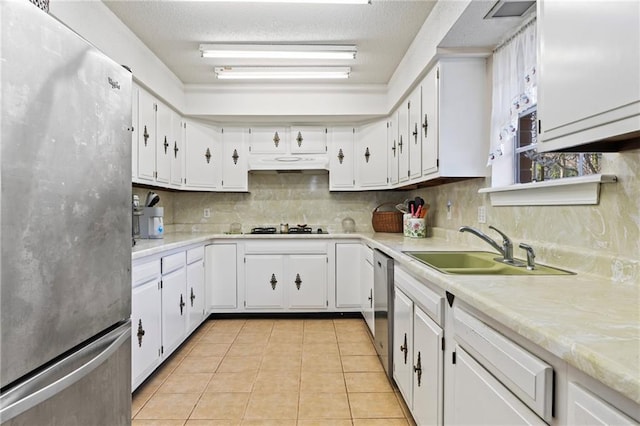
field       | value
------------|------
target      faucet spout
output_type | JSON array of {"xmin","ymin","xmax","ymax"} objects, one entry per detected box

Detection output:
[{"xmin": 458, "ymin": 226, "xmax": 504, "ymax": 256}]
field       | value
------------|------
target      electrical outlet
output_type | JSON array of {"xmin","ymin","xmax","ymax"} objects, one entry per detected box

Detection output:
[
  {"xmin": 203, "ymin": 208, "xmax": 211, "ymax": 218},
  {"xmin": 478, "ymin": 206, "xmax": 487, "ymax": 224}
]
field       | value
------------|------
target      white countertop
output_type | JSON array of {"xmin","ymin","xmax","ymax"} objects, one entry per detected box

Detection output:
[{"xmin": 132, "ymin": 232, "xmax": 640, "ymax": 405}]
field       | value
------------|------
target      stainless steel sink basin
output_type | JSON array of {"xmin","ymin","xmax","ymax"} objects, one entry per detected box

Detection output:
[{"xmin": 403, "ymin": 251, "xmax": 574, "ymax": 275}]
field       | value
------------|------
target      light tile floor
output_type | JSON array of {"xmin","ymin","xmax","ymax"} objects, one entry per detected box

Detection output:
[{"xmin": 132, "ymin": 318, "xmax": 417, "ymax": 426}]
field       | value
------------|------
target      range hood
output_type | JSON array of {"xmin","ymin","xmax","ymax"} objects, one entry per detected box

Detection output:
[{"xmin": 248, "ymin": 153, "xmax": 329, "ymax": 171}]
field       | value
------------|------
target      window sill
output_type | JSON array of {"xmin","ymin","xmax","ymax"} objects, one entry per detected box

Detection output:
[{"xmin": 478, "ymin": 174, "xmax": 617, "ymax": 206}]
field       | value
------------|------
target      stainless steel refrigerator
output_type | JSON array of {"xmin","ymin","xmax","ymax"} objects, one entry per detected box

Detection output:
[{"xmin": 1, "ymin": 1, "xmax": 132, "ymax": 424}]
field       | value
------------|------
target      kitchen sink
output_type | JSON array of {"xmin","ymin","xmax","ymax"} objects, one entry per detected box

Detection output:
[{"xmin": 403, "ymin": 251, "xmax": 574, "ymax": 275}]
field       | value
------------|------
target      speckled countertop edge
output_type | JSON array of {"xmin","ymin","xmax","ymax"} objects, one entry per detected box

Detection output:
[{"xmin": 132, "ymin": 232, "xmax": 640, "ymax": 404}]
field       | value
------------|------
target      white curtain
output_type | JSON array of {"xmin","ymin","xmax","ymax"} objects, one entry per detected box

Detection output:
[{"xmin": 489, "ymin": 19, "xmax": 537, "ymax": 187}]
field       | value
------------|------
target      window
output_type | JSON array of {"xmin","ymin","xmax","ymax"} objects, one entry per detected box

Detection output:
[{"xmin": 514, "ymin": 107, "xmax": 601, "ymax": 183}]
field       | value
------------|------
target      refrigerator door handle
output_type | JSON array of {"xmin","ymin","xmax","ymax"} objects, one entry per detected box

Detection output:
[{"xmin": 0, "ymin": 321, "xmax": 131, "ymax": 422}]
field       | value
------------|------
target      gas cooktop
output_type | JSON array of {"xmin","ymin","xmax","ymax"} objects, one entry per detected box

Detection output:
[{"xmin": 250, "ymin": 226, "xmax": 327, "ymax": 235}]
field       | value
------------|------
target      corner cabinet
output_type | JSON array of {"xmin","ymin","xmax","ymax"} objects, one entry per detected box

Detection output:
[
  {"xmin": 360, "ymin": 245, "xmax": 374, "ymax": 334},
  {"xmin": 186, "ymin": 246, "xmax": 206, "ymax": 334},
  {"xmin": 537, "ymin": 0, "xmax": 640, "ymax": 152}
]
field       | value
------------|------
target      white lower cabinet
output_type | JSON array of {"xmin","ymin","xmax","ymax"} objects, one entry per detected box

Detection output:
[
  {"xmin": 206, "ymin": 243, "xmax": 238, "ymax": 310},
  {"xmin": 244, "ymin": 255, "xmax": 285, "ymax": 309},
  {"xmin": 287, "ymin": 254, "xmax": 327, "ymax": 309},
  {"xmin": 567, "ymin": 382, "xmax": 637, "ymax": 426},
  {"xmin": 360, "ymin": 245, "xmax": 374, "ymax": 334},
  {"xmin": 449, "ymin": 346, "xmax": 546, "ymax": 426},
  {"xmin": 335, "ymin": 243, "xmax": 361, "ymax": 309},
  {"xmin": 186, "ymin": 246, "xmax": 206, "ymax": 333},
  {"xmin": 242, "ymin": 242, "xmax": 329, "ymax": 311},
  {"xmin": 131, "ymin": 259, "xmax": 162, "ymax": 391},
  {"xmin": 393, "ymin": 268, "xmax": 444, "ymax": 426},
  {"xmin": 160, "ymin": 252, "xmax": 187, "ymax": 358}
]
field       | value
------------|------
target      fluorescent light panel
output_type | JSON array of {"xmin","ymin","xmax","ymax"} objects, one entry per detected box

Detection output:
[
  {"xmin": 200, "ymin": 44, "xmax": 357, "ymax": 60},
  {"xmin": 214, "ymin": 66, "xmax": 351, "ymax": 80},
  {"xmin": 206, "ymin": 0, "xmax": 370, "ymax": 3}
]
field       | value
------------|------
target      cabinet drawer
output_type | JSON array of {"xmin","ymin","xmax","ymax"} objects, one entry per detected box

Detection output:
[
  {"xmin": 244, "ymin": 242, "xmax": 327, "ymax": 255},
  {"xmin": 394, "ymin": 267, "xmax": 443, "ymax": 325},
  {"xmin": 162, "ymin": 252, "xmax": 185, "ymax": 275},
  {"xmin": 453, "ymin": 306, "xmax": 553, "ymax": 422},
  {"xmin": 187, "ymin": 245, "xmax": 204, "ymax": 264},
  {"xmin": 132, "ymin": 259, "xmax": 160, "ymax": 287}
]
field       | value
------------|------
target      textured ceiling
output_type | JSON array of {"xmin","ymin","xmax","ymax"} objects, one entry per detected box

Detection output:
[{"xmin": 102, "ymin": 0, "xmax": 437, "ymax": 85}]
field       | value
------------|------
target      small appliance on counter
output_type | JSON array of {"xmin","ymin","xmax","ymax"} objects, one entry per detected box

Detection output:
[{"xmin": 138, "ymin": 191, "xmax": 164, "ymax": 239}]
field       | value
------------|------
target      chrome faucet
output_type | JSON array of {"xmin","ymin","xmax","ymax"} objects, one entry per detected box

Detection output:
[{"xmin": 459, "ymin": 225, "xmax": 524, "ymax": 266}]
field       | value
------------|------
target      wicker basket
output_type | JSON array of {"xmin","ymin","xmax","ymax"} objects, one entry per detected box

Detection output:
[{"xmin": 371, "ymin": 203, "xmax": 403, "ymax": 233}]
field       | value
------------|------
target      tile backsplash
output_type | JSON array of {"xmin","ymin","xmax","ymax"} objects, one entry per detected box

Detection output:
[{"xmin": 134, "ymin": 150, "xmax": 638, "ymax": 282}]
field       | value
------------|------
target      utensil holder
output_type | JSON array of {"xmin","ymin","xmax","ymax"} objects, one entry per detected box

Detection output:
[{"xmin": 403, "ymin": 214, "xmax": 426, "ymax": 238}]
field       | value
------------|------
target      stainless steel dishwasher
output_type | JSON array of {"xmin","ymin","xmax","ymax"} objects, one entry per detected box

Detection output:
[{"xmin": 373, "ymin": 249, "xmax": 394, "ymax": 380}]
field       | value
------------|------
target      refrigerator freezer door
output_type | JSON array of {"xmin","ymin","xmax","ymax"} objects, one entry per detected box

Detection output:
[
  {"xmin": 0, "ymin": 322, "xmax": 132, "ymax": 425},
  {"xmin": 1, "ymin": 1, "xmax": 132, "ymax": 386}
]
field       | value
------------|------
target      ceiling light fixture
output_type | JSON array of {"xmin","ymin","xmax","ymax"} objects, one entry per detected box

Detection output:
[
  {"xmin": 214, "ymin": 66, "xmax": 351, "ymax": 80},
  {"xmin": 205, "ymin": 0, "xmax": 370, "ymax": 4},
  {"xmin": 200, "ymin": 44, "xmax": 357, "ymax": 60}
]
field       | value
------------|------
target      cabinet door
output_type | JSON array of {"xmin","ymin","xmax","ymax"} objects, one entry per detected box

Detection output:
[
  {"xmin": 567, "ymin": 382, "xmax": 637, "ymax": 425},
  {"xmin": 206, "ymin": 244, "xmax": 237, "ymax": 309},
  {"xmin": 412, "ymin": 306, "xmax": 443, "ymax": 426},
  {"xmin": 329, "ymin": 127, "xmax": 355, "ymax": 190},
  {"xmin": 387, "ymin": 114, "xmax": 399, "ymax": 186},
  {"xmin": 155, "ymin": 102, "xmax": 171, "ymax": 185},
  {"xmin": 291, "ymin": 126, "xmax": 328, "ymax": 154},
  {"xmin": 449, "ymin": 346, "xmax": 546, "ymax": 426},
  {"xmin": 356, "ymin": 121, "xmax": 388, "ymax": 188},
  {"xmin": 249, "ymin": 127, "xmax": 288, "ymax": 154},
  {"xmin": 360, "ymin": 247, "xmax": 374, "ymax": 334},
  {"xmin": 245, "ymin": 255, "xmax": 284, "ymax": 309},
  {"xmin": 393, "ymin": 287, "xmax": 414, "ymax": 407},
  {"xmin": 137, "ymin": 89, "xmax": 156, "ymax": 183},
  {"xmin": 221, "ymin": 128, "xmax": 248, "ymax": 191},
  {"xmin": 408, "ymin": 86, "xmax": 422, "ymax": 181},
  {"xmin": 335, "ymin": 243, "xmax": 361, "ymax": 308},
  {"xmin": 421, "ymin": 66, "xmax": 439, "ymax": 176},
  {"xmin": 131, "ymin": 278, "xmax": 161, "ymax": 390},
  {"xmin": 397, "ymin": 103, "xmax": 410, "ymax": 183},
  {"xmin": 161, "ymin": 266, "xmax": 187, "ymax": 357},
  {"xmin": 186, "ymin": 259, "xmax": 205, "ymax": 333},
  {"xmin": 184, "ymin": 120, "xmax": 221, "ymax": 189},
  {"xmin": 288, "ymin": 255, "xmax": 327, "ymax": 309},
  {"xmin": 538, "ymin": 1, "xmax": 640, "ymax": 152},
  {"xmin": 170, "ymin": 115, "xmax": 184, "ymax": 187},
  {"xmin": 131, "ymin": 85, "xmax": 139, "ymax": 181}
]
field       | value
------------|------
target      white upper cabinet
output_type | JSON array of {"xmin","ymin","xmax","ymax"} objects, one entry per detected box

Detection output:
[
  {"xmin": 356, "ymin": 120, "xmax": 388, "ymax": 188},
  {"xmin": 170, "ymin": 115, "xmax": 184, "ymax": 187},
  {"xmin": 537, "ymin": 0, "xmax": 640, "ymax": 152},
  {"xmin": 184, "ymin": 120, "xmax": 222, "ymax": 189},
  {"xmin": 248, "ymin": 127, "xmax": 288, "ymax": 154},
  {"xmin": 397, "ymin": 103, "xmax": 410, "ymax": 183},
  {"xmin": 421, "ymin": 66, "xmax": 438, "ymax": 176},
  {"xmin": 329, "ymin": 127, "xmax": 356, "ymax": 190},
  {"xmin": 387, "ymin": 113, "xmax": 399, "ymax": 186},
  {"xmin": 408, "ymin": 86, "xmax": 422, "ymax": 181},
  {"xmin": 220, "ymin": 128, "xmax": 248, "ymax": 191},
  {"xmin": 290, "ymin": 126, "xmax": 328, "ymax": 154},
  {"xmin": 137, "ymin": 88, "xmax": 157, "ymax": 183},
  {"xmin": 155, "ymin": 102, "xmax": 172, "ymax": 185},
  {"xmin": 131, "ymin": 85, "xmax": 139, "ymax": 181},
  {"xmin": 425, "ymin": 58, "xmax": 488, "ymax": 180}
]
